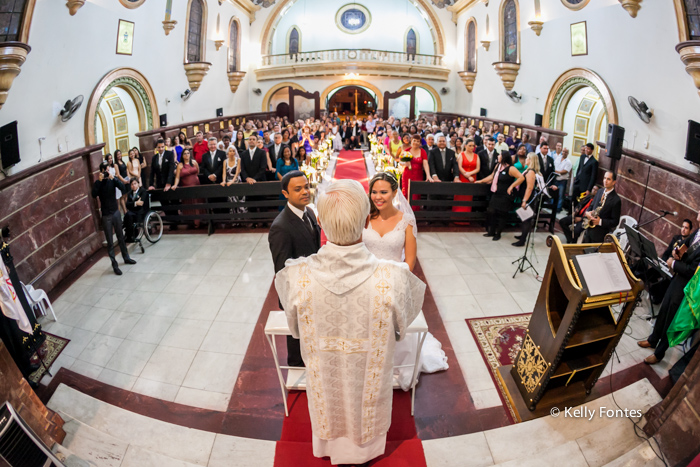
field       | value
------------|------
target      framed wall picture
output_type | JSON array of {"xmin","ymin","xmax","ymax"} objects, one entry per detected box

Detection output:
[
  {"xmin": 573, "ymin": 137, "xmax": 586, "ymax": 156},
  {"xmin": 107, "ymin": 98, "xmax": 124, "ymax": 114},
  {"xmin": 116, "ymin": 136, "xmax": 130, "ymax": 155},
  {"xmin": 578, "ymin": 98, "xmax": 596, "ymax": 116},
  {"xmin": 571, "ymin": 22, "xmax": 588, "ymax": 56},
  {"xmin": 116, "ymin": 19, "xmax": 135, "ymax": 55},
  {"xmin": 114, "ymin": 115, "xmax": 128, "ymax": 135},
  {"xmin": 574, "ymin": 116, "xmax": 589, "ymax": 135}
]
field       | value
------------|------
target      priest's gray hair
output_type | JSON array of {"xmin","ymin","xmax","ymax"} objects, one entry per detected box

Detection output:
[{"xmin": 317, "ymin": 180, "xmax": 370, "ymax": 245}]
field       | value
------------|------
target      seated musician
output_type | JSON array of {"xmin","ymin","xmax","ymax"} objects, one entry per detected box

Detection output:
[
  {"xmin": 661, "ymin": 219, "xmax": 693, "ymax": 261},
  {"xmin": 559, "ymin": 186, "xmax": 598, "ymax": 244},
  {"xmin": 582, "ymin": 171, "xmax": 621, "ymax": 244},
  {"xmin": 124, "ymin": 178, "xmax": 148, "ymax": 242}
]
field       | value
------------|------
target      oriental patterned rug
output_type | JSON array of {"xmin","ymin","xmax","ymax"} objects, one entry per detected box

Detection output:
[
  {"xmin": 466, "ymin": 313, "xmax": 532, "ymax": 423},
  {"xmin": 28, "ymin": 332, "xmax": 70, "ymax": 384}
]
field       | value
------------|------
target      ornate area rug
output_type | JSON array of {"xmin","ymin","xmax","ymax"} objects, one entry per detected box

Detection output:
[
  {"xmin": 466, "ymin": 314, "xmax": 531, "ymax": 422},
  {"xmin": 28, "ymin": 332, "xmax": 70, "ymax": 384}
]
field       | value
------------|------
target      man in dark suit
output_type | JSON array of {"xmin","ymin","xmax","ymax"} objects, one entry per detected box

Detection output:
[
  {"xmin": 572, "ymin": 143, "xmax": 599, "ymax": 201},
  {"xmin": 559, "ymin": 186, "xmax": 598, "ymax": 244},
  {"xmin": 428, "ymin": 135, "xmax": 460, "ymax": 183},
  {"xmin": 93, "ymin": 162, "xmax": 137, "ymax": 275},
  {"xmin": 124, "ymin": 178, "xmax": 148, "ymax": 242},
  {"xmin": 268, "ymin": 132, "xmax": 287, "ymax": 169},
  {"xmin": 582, "ymin": 171, "xmax": 621, "ymax": 244},
  {"xmin": 269, "ymin": 170, "xmax": 321, "ymax": 367},
  {"xmin": 240, "ymin": 134, "xmax": 268, "ymax": 183},
  {"xmin": 477, "ymin": 137, "xmax": 500, "ymax": 180},
  {"xmin": 536, "ymin": 142, "xmax": 558, "ymax": 232},
  {"xmin": 201, "ymin": 137, "xmax": 227, "ymax": 185},
  {"xmin": 639, "ymin": 209, "xmax": 700, "ymax": 363},
  {"xmin": 661, "ymin": 218, "xmax": 693, "ymax": 261},
  {"xmin": 148, "ymin": 139, "xmax": 175, "ymax": 191}
]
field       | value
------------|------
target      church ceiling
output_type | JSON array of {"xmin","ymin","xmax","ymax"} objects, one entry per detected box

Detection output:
[{"xmin": 250, "ymin": 0, "xmax": 455, "ymax": 8}]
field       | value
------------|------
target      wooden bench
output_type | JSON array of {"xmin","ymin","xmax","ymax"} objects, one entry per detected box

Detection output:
[
  {"xmin": 408, "ymin": 181, "xmax": 491, "ymax": 223},
  {"xmin": 149, "ymin": 182, "xmax": 285, "ymax": 233}
]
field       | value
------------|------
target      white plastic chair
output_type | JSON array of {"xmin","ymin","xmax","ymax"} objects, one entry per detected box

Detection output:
[
  {"xmin": 21, "ymin": 282, "xmax": 57, "ymax": 322},
  {"xmin": 613, "ymin": 216, "xmax": 638, "ymax": 250}
]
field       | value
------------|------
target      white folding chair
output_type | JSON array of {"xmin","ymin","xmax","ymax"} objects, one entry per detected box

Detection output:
[{"xmin": 21, "ymin": 282, "xmax": 57, "ymax": 322}]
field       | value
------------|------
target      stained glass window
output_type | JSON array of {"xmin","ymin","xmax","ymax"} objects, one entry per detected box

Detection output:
[
  {"xmin": 467, "ymin": 21, "xmax": 476, "ymax": 72},
  {"xmin": 289, "ymin": 28, "xmax": 299, "ymax": 55},
  {"xmin": 340, "ymin": 9, "xmax": 366, "ymax": 31},
  {"xmin": 0, "ymin": 0, "xmax": 26, "ymax": 42},
  {"xmin": 228, "ymin": 19, "xmax": 239, "ymax": 72},
  {"xmin": 686, "ymin": 0, "xmax": 700, "ymax": 39},
  {"xmin": 407, "ymin": 29, "xmax": 417, "ymax": 57},
  {"xmin": 187, "ymin": 0, "xmax": 204, "ymax": 63},
  {"xmin": 503, "ymin": 0, "xmax": 518, "ymax": 63}
]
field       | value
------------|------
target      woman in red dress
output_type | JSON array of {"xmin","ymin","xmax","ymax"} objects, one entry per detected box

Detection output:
[
  {"xmin": 400, "ymin": 134, "xmax": 427, "ymax": 211},
  {"xmin": 171, "ymin": 148, "xmax": 202, "ymax": 228},
  {"xmin": 453, "ymin": 139, "xmax": 481, "ymax": 217}
]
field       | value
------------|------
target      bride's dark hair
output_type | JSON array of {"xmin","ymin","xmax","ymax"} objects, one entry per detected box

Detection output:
[{"xmin": 368, "ymin": 172, "xmax": 398, "ymax": 219}]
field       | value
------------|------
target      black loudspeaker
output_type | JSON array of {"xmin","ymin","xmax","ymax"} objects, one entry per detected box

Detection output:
[
  {"xmin": 606, "ymin": 123, "xmax": 625, "ymax": 160},
  {"xmin": 534, "ymin": 113, "xmax": 543, "ymax": 126},
  {"xmin": 159, "ymin": 114, "xmax": 167, "ymax": 127},
  {"xmin": 0, "ymin": 121, "xmax": 20, "ymax": 169},
  {"xmin": 480, "ymin": 108, "xmax": 487, "ymax": 117},
  {"xmin": 216, "ymin": 108, "xmax": 223, "ymax": 117},
  {"xmin": 685, "ymin": 119, "xmax": 700, "ymax": 164}
]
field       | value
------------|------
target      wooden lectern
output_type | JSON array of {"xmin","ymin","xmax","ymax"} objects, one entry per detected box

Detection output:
[{"xmin": 498, "ymin": 235, "xmax": 644, "ymax": 421}]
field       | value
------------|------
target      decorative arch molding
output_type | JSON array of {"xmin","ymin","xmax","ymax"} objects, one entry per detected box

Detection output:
[
  {"xmin": 397, "ymin": 81, "xmax": 443, "ymax": 112},
  {"xmin": 320, "ymin": 80, "xmax": 384, "ymax": 110},
  {"xmin": 543, "ymin": 68, "xmax": 618, "ymax": 131},
  {"xmin": 262, "ymin": 81, "xmax": 307, "ymax": 111},
  {"xmin": 259, "ymin": 0, "xmax": 446, "ymax": 56},
  {"xmin": 85, "ymin": 68, "xmax": 159, "ymax": 145},
  {"xmin": 673, "ymin": 0, "xmax": 691, "ymax": 42}
]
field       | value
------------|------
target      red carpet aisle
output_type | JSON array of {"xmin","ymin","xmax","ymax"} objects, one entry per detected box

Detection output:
[
  {"xmin": 274, "ymin": 391, "xmax": 426, "ymax": 466},
  {"xmin": 333, "ymin": 150, "xmax": 369, "ymax": 190}
]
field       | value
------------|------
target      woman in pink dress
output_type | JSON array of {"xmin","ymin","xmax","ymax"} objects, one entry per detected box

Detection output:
[
  {"xmin": 171, "ymin": 148, "xmax": 202, "ymax": 228},
  {"xmin": 400, "ymin": 134, "xmax": 427, "ymax": 211},
  {"xmin": 453, "ymin": 139, "xmax": 481, "ymax": 219}
]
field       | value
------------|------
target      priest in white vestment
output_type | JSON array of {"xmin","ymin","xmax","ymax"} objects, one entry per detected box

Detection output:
[{"xmin": 275, "ymin": 179, "xmax": 426, "ymax": 465}]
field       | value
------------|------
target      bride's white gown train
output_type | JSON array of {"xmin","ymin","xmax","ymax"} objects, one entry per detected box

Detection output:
[{"xmin": 363, "ymin": 214, "xmax": 449, "ymax": 391}]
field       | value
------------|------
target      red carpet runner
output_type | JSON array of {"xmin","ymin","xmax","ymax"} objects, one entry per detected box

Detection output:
[
  {"xmin": 274, "ymin": 391, "xmax": 426, "ymax": 466},
  {"xmin": 274, "ymin": 150, "xmax": 426, "ymax": 466},
  {"xmin": 333, "ymin": 149, "xmax": 369, "ymax": 190}
]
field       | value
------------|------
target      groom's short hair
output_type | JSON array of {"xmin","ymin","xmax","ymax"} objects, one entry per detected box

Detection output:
[
  {"xmin": 318, "ymin": 180, "xmax": 369, "ymax": 245},
  {"xmin": 281, "ymin": 170, "xmax": 306, "ymax": 192}
]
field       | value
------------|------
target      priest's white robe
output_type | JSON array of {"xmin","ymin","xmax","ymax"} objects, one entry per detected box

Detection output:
[{"xmin": 275, "ymin": 242, "xmax": 425, "ymax": 465}]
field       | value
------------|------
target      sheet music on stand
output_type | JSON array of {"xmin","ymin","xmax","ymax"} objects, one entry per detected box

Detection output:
[{"xmin": 573, "ymin": 253, "xmax": 632, "ymax": 297}]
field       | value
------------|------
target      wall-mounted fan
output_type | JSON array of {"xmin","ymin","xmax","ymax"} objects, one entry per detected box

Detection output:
[
  {"xmin": 59, "ymin": 95, "xmax": 83, "ymax": 122},
  {"xmin": 628, "ymin": 96, "xmax": 653, "ymax": 124},
  {"xmin": 505, "ymin": 90, "xmax": 521, "ymax": 103}
]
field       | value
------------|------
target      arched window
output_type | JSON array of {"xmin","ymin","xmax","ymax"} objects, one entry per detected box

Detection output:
[
  {"xmin": 466, "ymin": 19, "xmax": 477, "ymax": 72},
  {"xmin": 501, "ymin": 0, "xmax": 519, "ymax": 63},
  {"xmin": 406, "ymin": 29, "xmax": 417, "ymax": 57},
  {"xmin": 0, "ymin": 0, "xmax": 27, "ymax": 42},
  {"xmin": 228, "ymin": 18, "xmax": 241, "ymax": 72},
  {"xmin": 288, "ymin": 27, "xmax": 300, "ymax": 55},
  {"xmin": 186, "ymin": 0, "xmax": 206, "ymax": 63},
  {"xmin": 685, "ymin": 0, "xmax": 700, "ymax": 39}
]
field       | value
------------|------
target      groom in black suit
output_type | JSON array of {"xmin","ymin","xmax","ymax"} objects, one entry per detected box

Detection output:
[{"xmin": 269, "ymin": 171, "xmax": 321, "ymax": 367}]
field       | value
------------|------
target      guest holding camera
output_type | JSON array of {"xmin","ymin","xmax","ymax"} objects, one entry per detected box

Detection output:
[{"xmin": 92, "ymin": 162, "xmax": 136, "ymax": 275}]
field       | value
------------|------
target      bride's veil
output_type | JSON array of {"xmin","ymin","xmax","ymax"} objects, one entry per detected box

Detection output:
[{"xmin": 393, "ymin": 189, "xmax": 418, "ymax": 237}]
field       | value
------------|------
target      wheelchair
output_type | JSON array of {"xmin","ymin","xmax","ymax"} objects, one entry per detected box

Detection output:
[{"xmin": 126, "ymin": 193, "xmax": 163, "ymax": 253}]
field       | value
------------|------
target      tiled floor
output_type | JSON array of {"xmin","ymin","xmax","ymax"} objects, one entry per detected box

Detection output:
[
  {"xmin": 41, "ymin": 229, "xmax": 683, "ymax": 415},
  {"xmin": 41, "ymin": 233, "xmax": 272, "ymax": 412}
]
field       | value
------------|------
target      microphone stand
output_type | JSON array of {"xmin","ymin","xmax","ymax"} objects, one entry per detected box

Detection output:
[
  {"xmin": 636, "ymin": 211, "xmax": 672, "ymax": 229},
  {"xmin": 512, "ymin": 185, "xmax": 548, "ymax": 278}
]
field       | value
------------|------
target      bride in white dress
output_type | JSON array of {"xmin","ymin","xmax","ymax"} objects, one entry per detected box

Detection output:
[{"xmin": 362, "ymin": 172, "xmax": 448, "ymax": 390}]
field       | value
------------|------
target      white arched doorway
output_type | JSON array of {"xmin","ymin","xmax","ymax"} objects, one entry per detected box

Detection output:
[
  {"xmin": 544, "ymin": 68, "xmax": 617, "ymax": 169},
  {"xmin": 85, "ymin": 68, "xmax": 159, "ymax": 158}
]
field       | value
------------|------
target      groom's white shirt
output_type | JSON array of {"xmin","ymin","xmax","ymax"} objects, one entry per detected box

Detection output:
[{"xmin": 275, "ymin": 241, "xmax": 425, "ymax": 465}]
